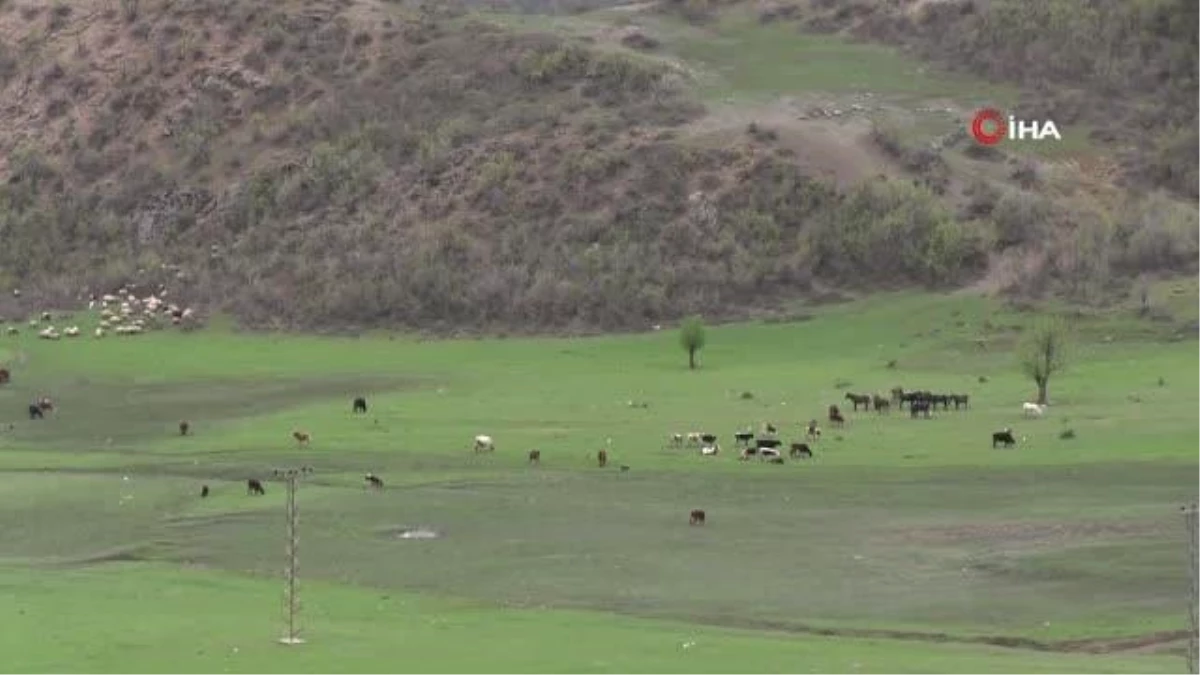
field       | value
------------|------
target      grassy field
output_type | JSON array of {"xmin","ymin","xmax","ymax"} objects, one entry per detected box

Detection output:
[{"xmin": 0, "ymin": 291, "xmax": 1196, "ymax": 672}]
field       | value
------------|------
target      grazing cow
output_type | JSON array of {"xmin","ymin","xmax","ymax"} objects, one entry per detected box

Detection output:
[
  {"xmin": 733, "ymin": 431, "xmax": 754, "ymax": 446},
  {"xmin": 932, "ymin": 394, "xmax": 951, "ymax": 410},
  {"xmin": 739, "ymin": 446, "xmax": 759, "ymax": 460},
  {"xmin": 828, "ymin": 406, "xmax": 845, "ymax": 427},
  {"xmin": 28, "ymin": 404, "xmax": 43, "ymax": 419},
  {"xmin": 528, "ymin": 449, "xmax": 541, "ymax": 464},
  {"xmin": 872, "ymin": 395, "xmax": 890, "ymax": 413},
  {"xmin": 247, "ymin": 478, "xmax": 265, "ymax": 495},
  {"xmin": 685, "ymin": 432, "xmax": 702, "ymax": 446},
  {"xmin": 365, "ymin": 473, "xmax": 384, "ymax": 489},
  {"xmin": 597, "ymin": 448, "xmax": 608, "ymax": 468},
  {"xmin": 845, "ymin": 393, "xmax": 871, "ymax": 411},
  {"xmin": 909, "ymin": 399, "xmax": 932, "ymax": 418},
  {"xmin": 762, "ymin": 423, "xmax": 777, "ymax": 435},
  {"xmin": 700, "ymin": 443, "xmax": 720, "ymax": 456},
  {"xmin": 789, "ymin": 442, "xmax": 813, "ymax": 458},
  {"xmin": 352, "ymin": 397, "xmax": 368, "ymax": 414},
  {"xmin": 37, "ymin": 397, "xmax": 53, "ymax": 412},
  {"xmin": 0, "ymin": 368, "xmax": 9, "ymax": 384},
  {"xmin": 992, "ymin": 428, "xmax": 1016, "ymax": 448},
  {"xmin": 292, "ymin": 430, "xmax": 310, "ymax": 446},
  {"xmin": 806, "ymin": 420, "xmax": 821, "ymax": 441},
  {"xmin": 890, "ymin": 386, "xmax": 905, "ymax": 403},
  {"xmin": 699, "ymin": 433, "xmax": 717, "ymax": 445},
  {"xmin": 179, "ymin": 420, "xmax": 190, "ymax": 436},
  {"xmin": 950, "ymin": 394, "xmax": 970, "ymax": 410},
  {"xmin": 1023, "ymin": 402, "xmax": 1045, "ymax": 418},
  {"xmin": 669, "ymin": 433, "xmax": 684, "ymax": 448},
  {"xmin": 756, "ymin": 438, "xmax": 783, "ymax": 451},
  {"xmin": 689, "ymin": 509, "xmax": 706, "ymax": 526},
  {"xmin": 200, "ymin": 485, "xmax": 210, "ymax": 498},
  {"xmin": 473, "ymin": 435, "xmax": 494, "ymax": 452}
]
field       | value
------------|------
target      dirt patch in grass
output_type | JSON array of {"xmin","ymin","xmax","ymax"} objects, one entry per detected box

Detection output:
[{"xmin": 891, "ymin": 518, "xmax": 1173, "ymax": 548}]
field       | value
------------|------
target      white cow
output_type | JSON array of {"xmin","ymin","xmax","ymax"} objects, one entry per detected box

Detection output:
[
  {"xmin": 701, "ymin": 444, "xmax": 719, "ymax": 456},
  {"xmin": 1023, "ymin": 402, "xmax": 1045, "ymax": 417},
  {"xmin": 473, "ymin": 435, "xmax": 494, "ymax": 453}
]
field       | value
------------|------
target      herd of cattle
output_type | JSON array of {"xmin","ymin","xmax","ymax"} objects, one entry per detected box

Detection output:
[{"xmin": 5, "ymin": 377, "xmax": 1041, "ymax": 524}]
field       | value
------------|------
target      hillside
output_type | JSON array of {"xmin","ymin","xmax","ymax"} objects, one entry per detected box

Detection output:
[{"xmin": 0, "ymin": 0, "xmax": 1195, "ymax": 333}]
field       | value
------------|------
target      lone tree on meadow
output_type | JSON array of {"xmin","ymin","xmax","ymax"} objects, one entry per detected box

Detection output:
[
  {"xmin": 1018, "ymin": 318, "xmax": 1069, "ymax": 405},
  {"xmin": 679, "ymin": 316, "xmax": 706, "ymax": 370}
]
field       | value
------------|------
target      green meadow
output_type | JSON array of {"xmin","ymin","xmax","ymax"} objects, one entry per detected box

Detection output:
[{"xmin": 0, "ymin": 292, "xmax": 1195, "ymax": 672}]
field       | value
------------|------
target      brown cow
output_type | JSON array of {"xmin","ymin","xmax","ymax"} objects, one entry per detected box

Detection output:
[
  {"xmin": 0, "ymin": 368, "xmax": 9, "ymax": 384},
  {"xmin": 597, "ymin": 448, "xmax": 608, "ymax": 468},
  {"xmin": 200, "ymin": 484, "xmax": 210, "ymax": 498},
  {"xmin": 528, "ymin": 449, "xmax": 541, "ymax": 464},
  {"xmin": 292, "ymin": 430, "xmax": 310, "ymax": 446},
  {"xmin": 364, "ymin": 473, "xmax": 384, "ymax": 490},
  {"xmin": 689, "ymin": 509, "xmax": 706, "ymax": 526},
  {"xmin": 179, "ymin": 420, "xmax": 190, "ymax": 436},
  {"xmin": 38, "ymin": 397, "xmax": 53, "ymax": 412}
]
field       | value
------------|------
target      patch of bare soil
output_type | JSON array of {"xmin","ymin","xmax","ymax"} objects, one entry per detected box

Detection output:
[
  {"xmin": 683, "ymin": 97, "xmax": 904, "ymax": 188},
  {"xmin": 894, "ymin": 518, "xmax": 1173, "ymax": 547}
]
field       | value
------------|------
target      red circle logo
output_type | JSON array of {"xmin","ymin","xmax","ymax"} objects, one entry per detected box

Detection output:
[{"xmin": 970, "ymin": 108, "xmax": 1006, "ymax": 146}]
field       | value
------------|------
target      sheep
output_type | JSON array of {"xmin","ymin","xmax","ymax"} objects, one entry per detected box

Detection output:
[
  {"xmin": 473, "ymin": 435, "xmax": 494, "ymax": 453},
  {"xmin": 1023, "ymin": 402, "xmax": 1045, "ymax": 418}
]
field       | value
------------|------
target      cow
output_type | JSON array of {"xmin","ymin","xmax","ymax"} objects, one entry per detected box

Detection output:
[
  {"xmin": 292, "ymin": 430, "xmax": 310, "ymax": 446},
  {"xmin": 768, "ymin": 456, "xmax": 785, "ymax": 464},
  {"xmin": 352, "ymin": 397, "xmax": 368, "ymax": 414},
  {"xmin": 701, "ymin": 443, "xmax": 720, "ymax": 456},
  {"xmin": 247, "ymin": 478, "xmax": 266, "ymax": 495},
  {"xmin": 909, "ymin": 400, "xmax": 932, "ymax": 418},
  {"xmin": 689, "ymin": 509, "xmax": 706, "ymax": 526},
  {"xmin": 872, "ymin": 395, "xmax": 890, "ymax": 413},
  {"xmin": 528, "ymin": 449, "xmax": 541, "ymax": 464},
  {"xmin": 473, "ymin": 435, "xmax": 494, "ymax": 452},
  {"xmin": 699, "ymin": 433, "xmax": 717, "ymax": 445},
  {"xmin": 669, "ymin": 433, "xmax": 684, "ymax": 448},
  {"xmin": 179, "ymin": 420, "xmax": 190, "ymax": 436},
  {"xmin": 951, "ymin": 394, "xmax": 970, "ymax": 410},
  {"xmin": 789, "ymin": 442, "xmax": 813, "ymax": 458},
  {"xmin": 37, "ymin": 397, "xmax": 53, "ymax": 412},
  {"xmin": 992, "ymin": 428, "xmax": 1016, "ymax": 448},
  {"xmin": 733, "ymin": 431, "xmax": 755, "ymax": 446},
  {"xmin": 828, "ymin": 406, "xmax": 845, "ymax": 427},
  {"xmin": 762, "ymin": 423, "xmax": 777, "ymax": 435},
  {"xmin": 845, "ymin": 393, "xmax": 871, "ymax": 411},
  {"xmin": 685, "ymin": 432, "xmax": 702, "ymax": 446},
  {"xmin": 756, "ymin": 438, "xmax": 783, "ymax": 451},
  {"xmin": 0, "ymin": 368, "xmax": 9, "ymax": 384},
  {"xmin": 806, "ymin": 420, "xmax": 821, "ymax": 441},
  {"xmin": 1023, "ymin": 402, "xmax": 1045, "ymax": 418},
  {"xmin": 364, "ymin": 473, "xmax": 384, "ymax": 489},
  {"xmin": 597, "ymin": 448, "xmax": 608, "ymax": 468},
  {"xmin": 200, "ymin": 484, "xmax": 210, "ymax": 498},
  {"xmin": 759, "ymin": 447, "xmax": 782, "ymax": 460},
  {"xmin": 28, "ymin": 404, "xmax": 43, "ymax": 420}
]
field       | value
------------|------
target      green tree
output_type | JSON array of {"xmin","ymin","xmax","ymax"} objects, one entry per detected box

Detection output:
[
  {"xmin": 1018, "ymin": 318, "xmax": 1069, "ymax": 404},
  {"xmin": 679, "ymin": 316, "xmax": 706, "ymax": 370}
]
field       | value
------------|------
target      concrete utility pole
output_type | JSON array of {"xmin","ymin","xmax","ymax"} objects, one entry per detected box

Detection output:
[
  {"xmin": 275, "ymin": 467, "xmax": 311, "ymax": 646},
  {"xmin": 1184, "ymin": 504, "xmax": 1198, "ymax": 674}
]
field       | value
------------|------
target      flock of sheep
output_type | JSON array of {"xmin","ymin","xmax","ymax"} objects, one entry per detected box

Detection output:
[{"xmin": 3, "ymin": 285, "xmax": 197, "ymax": 340}]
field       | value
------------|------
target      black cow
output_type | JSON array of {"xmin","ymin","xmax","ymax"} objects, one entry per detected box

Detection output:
[
  {"xmin": 845, "ymin": 393, "xmax": 871, "ymax": 411},
  {"xmin": 200, "ymin": 485, "xmax": 210, "ymax": 498},
  {"xmin": 992, "ymin": 429, "xmax": 1016, "ymax": 448},
  {"xmin": 789, "ymin": 442, "xmax": 813, "ymax": 458},
  {"xmin": 733, "ymin": 431, "xmax": 754, "ymax": 446},
  {"xmin": 365, "ymin": 473, "xmax": 384, "ymax": 489},
  {"xmin": 872, "ymin": 395, "xmax": 890, "ymax": 413},
  {"xmin": 247, "ymin": 478, "xmax": 265, "ymax": 495},
  {"xmin": 689, "ymin": 509, "xmax": 706, "ymax": 525},
  {"xmin": 699, "ymin": 433, "xmax": 717, "ymax": 445},
  {"xmin": 951, "ymin": 394, "xmax": 970, "ymax": 410},
  {"xmin": 28, "ymin": 404, "xmax": 43, "ymax": 419},
  {"xmin": 909, "ymin": 400, "xmax": 932, "ymax": 418},
  {"xmin": 353, "ymin": 397, "xmax": 368, "ymax": 414}
]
